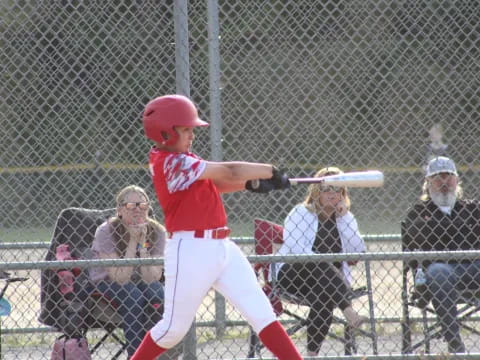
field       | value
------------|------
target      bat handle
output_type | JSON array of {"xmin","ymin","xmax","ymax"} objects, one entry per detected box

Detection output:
[{"xmin": 289, "ymin": 179, "xmax": 325, "ymax": 186}]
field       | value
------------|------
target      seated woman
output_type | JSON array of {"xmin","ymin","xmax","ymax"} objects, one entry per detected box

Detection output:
[
  {"xmin": 274, "ymin": 167, "xmax": 367, "ymax": 356},
  {"xmin": 89, "ymin": 185, "xmax": 166, "ymax": 359}
]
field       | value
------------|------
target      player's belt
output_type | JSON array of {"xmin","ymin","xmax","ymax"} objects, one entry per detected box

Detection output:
[
  {"xmin": 194, "ymin": 227, "xmax": 231, "ymax": 239},
  {"xmin": 168, "ymin": 227, "xmax": 231, "ymax": 239}
]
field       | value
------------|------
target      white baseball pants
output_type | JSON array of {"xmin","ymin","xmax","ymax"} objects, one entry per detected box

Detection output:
[{"xmin": 150, "ymin": 232, "xmax": 276, "ymax": 348}]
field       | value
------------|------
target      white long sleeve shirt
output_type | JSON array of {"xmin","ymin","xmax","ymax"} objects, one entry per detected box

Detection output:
[{"xmin": 274, "ymin": 204, "xmax": 366, "ymax": 284}]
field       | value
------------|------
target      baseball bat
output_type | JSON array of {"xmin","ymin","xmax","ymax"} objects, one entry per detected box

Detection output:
[{"xmin": 289, "ymin": 170, "xmax": 384, "ymax": 187}]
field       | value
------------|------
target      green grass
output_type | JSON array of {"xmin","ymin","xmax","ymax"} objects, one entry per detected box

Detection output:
[
  {"xmin": 0, "ymin": 220, "xmax": 400, "ymax": 244},
  {"xmin": 0, "ymin": 227, "xmax": 52, "ymax": 243}
]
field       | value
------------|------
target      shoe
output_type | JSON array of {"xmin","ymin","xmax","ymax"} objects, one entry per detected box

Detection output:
[
  {"xmin": 447, "ymin": 338, "xmax": 466, "ymax": 353},
  {"xmin": 342, "ymin": 306, "xmax": 368, "ymax": 329}
]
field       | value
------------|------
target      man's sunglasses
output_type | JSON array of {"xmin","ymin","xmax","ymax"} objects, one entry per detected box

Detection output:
[{"xmin": 122, "ymin": 202, "xmax": 149, "ymax": 210}]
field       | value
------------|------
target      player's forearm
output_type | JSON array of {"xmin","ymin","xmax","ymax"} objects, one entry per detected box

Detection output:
[
  {"xmin": 221, "ymin": 162, "xmax": 273, "ymax": 181},
  {"xmin": 214, "ymin": 179, "xmax": 249, "ymax": 193}
]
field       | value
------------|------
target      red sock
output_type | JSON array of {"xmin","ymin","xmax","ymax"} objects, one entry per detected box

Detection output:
[
  {"xmin": 259, "ymin": 320, "xmax": 303, "ymax": 360},
  {"xmin": 130, "ymin": 331, "xmax": 167, "ymax": 360}
]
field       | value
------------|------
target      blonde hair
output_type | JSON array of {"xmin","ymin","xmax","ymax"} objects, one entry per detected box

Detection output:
[
  {"xmin": 303, "ymin": 167, "xmax": 351, "ymax": 216},
  {"xmin": 110, "ymin": 185, "xmax": 165, "ymax": 257}
]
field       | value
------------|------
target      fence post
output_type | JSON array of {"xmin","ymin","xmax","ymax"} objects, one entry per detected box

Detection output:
[
  {"xmin": 174, "ymin": 0, "xmax": 190, "ymax": 96},
  {"xmin": 207, "ymin": 0, "xmax": 226, "ymax": 339},
  {"xmin": 174, "ymin": 1, "xmax": 197, "ymax": 359}
]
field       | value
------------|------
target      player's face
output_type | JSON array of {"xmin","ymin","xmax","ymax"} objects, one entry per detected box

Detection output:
[
  {"xmin": 172, "ymin": 126, "xmax": 195, "ymax": 153},
  {"xmin": 118, "ymin": 191, "xmax": 149, "ymax": 226}
]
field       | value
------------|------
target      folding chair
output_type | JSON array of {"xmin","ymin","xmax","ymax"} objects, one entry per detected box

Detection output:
[
  {"xmin": 401, "ymin": 220, "xmax": 480, "ymax": 354},
  {"xmin": 39, "ymin": 207, "xmax": 128, "ymax": 359},
  {"xmin": 248, "ymin": 218, "xmax": 378, "ymax": 357}
]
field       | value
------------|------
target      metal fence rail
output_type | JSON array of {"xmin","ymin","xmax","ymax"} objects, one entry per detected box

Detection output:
[
  {"xmin": 0, "ymin": 234, "xmax": 401, "ymax": 251},
  {"xmin": 3, "ymin": 249, "xmax": 480, "ymax": 271}
]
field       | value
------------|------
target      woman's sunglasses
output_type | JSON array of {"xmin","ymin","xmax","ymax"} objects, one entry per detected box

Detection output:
[
  {"xmin": 319, "ymin": 185, "xmax": 345, "ymax": 194},
  {"xmin": 122, "ymin": 202, "xmax": 149, "ymax": 210}
]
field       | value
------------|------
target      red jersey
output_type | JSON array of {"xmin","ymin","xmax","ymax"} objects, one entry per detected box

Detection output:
[{"xmin": 149, "ymin": 147, "xmax": 227, "ymax": 232}]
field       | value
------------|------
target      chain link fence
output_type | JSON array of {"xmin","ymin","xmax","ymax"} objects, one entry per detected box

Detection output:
[{"xmin": 1, "ymin": 0, "xmax": 480, "ymax": 359}]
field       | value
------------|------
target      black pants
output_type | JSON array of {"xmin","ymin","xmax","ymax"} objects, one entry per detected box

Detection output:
[{"xmin": 277, "ymin": 261, "xmax": 352, "ymax": 353}]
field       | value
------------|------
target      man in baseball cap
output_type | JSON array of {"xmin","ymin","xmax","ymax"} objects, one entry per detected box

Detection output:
[
  {"xmin": 423, "ymin": 156, "xmax": 460, "ymax": 212},
  {"xmin": 425, "ymin": 156, "xmax": 458, "ymax": 178},
  {"xmin": 402, "ymin": 156, "xmax": 480, "ymax": 353}
]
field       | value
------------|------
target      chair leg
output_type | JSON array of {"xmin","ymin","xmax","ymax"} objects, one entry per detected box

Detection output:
[
  {"xmin": 247, "ymin": 327, "xmax": 259, "ymax": 358},
  {"xmin": 365, "ymin": 260, "xmax": 378, "ymax": 355},
  {"xmin": 90, "ymin": 330, "xmax": 112, "ymax": 354},
  {"xmin": 401, "ymin": 320, "xmax": 412, "ymax": 354},
  {"xmin": 344, "ymin": 325, "xmax": 357, "ymax": 355},
  {"xmin": 111, "ymin": 344, "xmax": 127, "ymax": 360},
  {"xmin": 401, "ymin": 265, "xmax": 412, "ymax": 354},
  {"xmin": 89, "ymin": 325, "xmax": 128, "ymax": 360},
  {"xmin": 110, "ymin": 331, "xmax": 128, "ymax": 360},
  {"xmin": 422, "ymin": 308, "xmax": 431, "ymax": 354}
]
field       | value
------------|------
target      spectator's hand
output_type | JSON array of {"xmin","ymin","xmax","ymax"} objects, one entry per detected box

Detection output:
[
  {"xmin": 336, "ymin": 199, "xmax": 348, "ymax": 216},
  {"xmin": 127, "ymin": 222, "xmax": 148, "ymax": 238}
]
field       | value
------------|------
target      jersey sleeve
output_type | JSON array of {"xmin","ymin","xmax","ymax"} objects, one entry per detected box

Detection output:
[{"xmin": 164, "ymin": 153, "xmax": 207, "ymax": 193}]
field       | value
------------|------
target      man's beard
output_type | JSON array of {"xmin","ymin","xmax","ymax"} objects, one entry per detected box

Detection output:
[{"xmin": 431, "ymin": 189, "xmax": 457, "ymax": 208}]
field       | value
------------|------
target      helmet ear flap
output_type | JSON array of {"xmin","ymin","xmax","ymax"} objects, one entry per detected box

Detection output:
[
  {"xmin": 160, "ymin": 131, "xmax": 170, "ymax": 142},
  {"xmin": 160, "ymin": 128, "xmax": 179, "ymax": 146},
  {"xmin": 161, "ymin": 128, "xmax": 179, "ymax": 146}
]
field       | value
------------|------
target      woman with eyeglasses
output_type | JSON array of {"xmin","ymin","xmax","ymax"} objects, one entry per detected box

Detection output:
[
  {"xmin": 89, "ymin": 185, "xmax": 166, "ymax": 359},
  {"xmin": 275, "ymin": 167, "xmax": 367, "ymax": 356}
]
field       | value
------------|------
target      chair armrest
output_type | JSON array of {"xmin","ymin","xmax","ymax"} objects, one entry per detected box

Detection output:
[{"xmin": 349, "ymin": 286, "xmax": 368, "ymax": 300}]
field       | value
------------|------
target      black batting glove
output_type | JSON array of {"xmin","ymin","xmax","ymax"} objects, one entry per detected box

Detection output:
[
  {"xmin": 245, "ymin": 179, "xmax": 275, "ymax": 193},
  {"xmin": 245, "ymin": 166, "xmax": 290, "ymax": 193},
  {"xmin": 270, "ymin": 166, "xmax": 291, "ymax": 190}
]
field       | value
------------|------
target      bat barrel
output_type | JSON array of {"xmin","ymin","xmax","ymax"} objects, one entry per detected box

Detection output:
[{"xmin": 290, "ymin": 170, "xmax": 384, "ymax": 187}]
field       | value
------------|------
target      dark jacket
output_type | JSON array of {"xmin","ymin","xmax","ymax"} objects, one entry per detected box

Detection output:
[{"xmin": 402, "ymin": 198, "xmax": 480, "ymax": 269}]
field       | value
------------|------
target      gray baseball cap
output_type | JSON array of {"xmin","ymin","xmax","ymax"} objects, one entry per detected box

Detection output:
[{"xmin": 426, "ymin": 156, "xmax": 458, "ymax": 177}]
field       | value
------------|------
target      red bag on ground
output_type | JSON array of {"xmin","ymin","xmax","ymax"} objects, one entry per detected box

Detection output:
[{"xmin": 50, "ymin": 335, "xmax": 91, "ymax": 360}]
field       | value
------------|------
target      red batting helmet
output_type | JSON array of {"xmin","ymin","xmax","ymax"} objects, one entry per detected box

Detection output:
[{"xmin": 142, "ymin": 94, "xmax": 209, "ymax": 146}]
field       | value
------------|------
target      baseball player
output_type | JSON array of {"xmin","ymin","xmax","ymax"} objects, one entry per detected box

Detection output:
[{"xmin": 131, "ymin": 95, "xmax": 302, "ymax": 360}]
